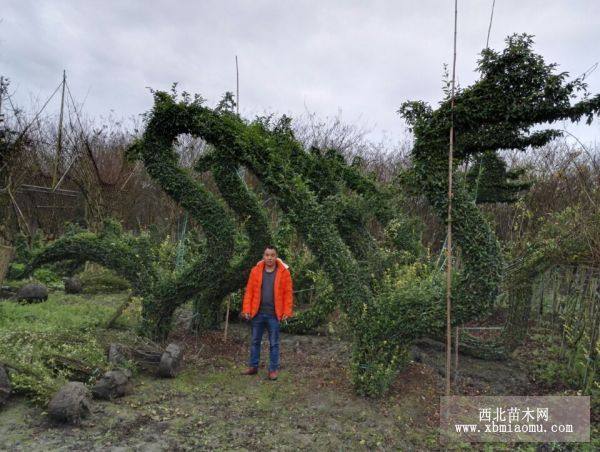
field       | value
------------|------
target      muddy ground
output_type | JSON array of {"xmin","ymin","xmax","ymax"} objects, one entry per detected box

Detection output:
[{"xmin": 0, "ymin": 317, "xmax": 544, "ymax": 451}]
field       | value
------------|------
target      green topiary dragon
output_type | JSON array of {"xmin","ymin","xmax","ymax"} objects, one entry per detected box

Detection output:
[{"xmin": 22, "ymin": 34, "xmax": 600, "ymax": 396}]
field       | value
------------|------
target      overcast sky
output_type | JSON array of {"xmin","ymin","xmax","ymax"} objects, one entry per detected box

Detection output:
[{"xmin": 1, "ymin": 0, "xmax": 599, "ymax": 147}]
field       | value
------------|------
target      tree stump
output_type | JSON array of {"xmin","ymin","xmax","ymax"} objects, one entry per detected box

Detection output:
[
  {"xmin": 0, "ymin": 365, "xmax": 11, "ymax": 406},
  {"xmin": 16, "ymin": 283, "xmax": 48, "ymax": 303},
  {"xmin": 92, "ymin": 369, "xmax": 133, "ymax": 400},
  {"xmin": 48, "ymin": 382, "xmax": 91, "ymax": 424},
  {"xmin": 63, "ymin": 276, "xmax": 83, "ymax": 294},
  {"xmin": 106, "ymin": 343, "xmax": 184, "ymax": 377},
  {"xmin": 107, "ymin": 343, "xmax": 128, "ymax": 366},
  {"xmin": 158, "ymin": 344, "xmax": 183, "ymax": 378}
]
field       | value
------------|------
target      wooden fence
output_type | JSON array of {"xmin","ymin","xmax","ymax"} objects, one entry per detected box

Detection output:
[{"xmin": 530, "ymin": 265, "xmax": 599, "ymax": 392}]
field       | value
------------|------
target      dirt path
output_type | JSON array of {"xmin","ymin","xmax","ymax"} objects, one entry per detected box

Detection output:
[
  {"xmin": 0, "ymin": 322, "xmax": 530, "ymax": 451},
  {"xmin": 411, "ymin": 338, "xmax": 531, "ymax": 396}
]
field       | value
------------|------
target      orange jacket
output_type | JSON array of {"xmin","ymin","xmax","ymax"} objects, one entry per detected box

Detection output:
[{"xmin": 242, "ymin": 257, "xmax": 293, "ymax": 320}]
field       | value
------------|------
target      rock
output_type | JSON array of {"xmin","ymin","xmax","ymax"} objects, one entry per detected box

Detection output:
[
  {"xmin": 108, "ymin": 343, "xmax": 127, "ymax": 366},
  {"xmin": 48, "ymin": 382, "xmax": 91, "ymax": 424},
  {"xmin": 158, "ymin": 343, "xmax": 183, "ymax": 378},
  {"xmin": 92, "ymin": 369, "xmax": 133, "ymax": 400},
  {"xmin": 63, "ymin": 276, "xmax": 82, "ymax": 294},
  {"xmin": 0, "ymin": 365, "xmax": 11, "ymax": 405},
  {"xmin": 15, "ymin": 283, "xmax": 48, "ymax": 303}
]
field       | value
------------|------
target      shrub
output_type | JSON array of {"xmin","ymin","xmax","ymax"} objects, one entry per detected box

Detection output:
[
  {"xmin": 350, "ymin": 262, "xmax": 448, "ymax": 396},
  {"xmin": 0, "ymin": 328, "xmax": 107, "ymax": 405},
  {"xmin": 77, "ymin": 266, "xmax": 131, "ymax": 294},
  {"xmin": 32, "ymin": 267, "xmax": 62, "ymax": 289},
  {"xmin": 0, "ymin": 293, "xmax": 132, "ymax": 405}
]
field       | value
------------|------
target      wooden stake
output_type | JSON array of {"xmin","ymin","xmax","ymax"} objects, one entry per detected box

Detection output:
[
  {"xmin": 223, "ymin": 296, "xmax": 231, "ymax": 341},
  {"xmin": 446, "ymin": 0, "xmax": 458, "ymax": 398},
  {"xmin": 106, "ymin": 291, "xmax": 133, "ymax": 329}
]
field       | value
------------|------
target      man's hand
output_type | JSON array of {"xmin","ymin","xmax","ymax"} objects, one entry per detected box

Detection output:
[
  {"xmin": 281, "ymin": 315, "xmax": 289, "ymax": 322},
  {"xmin": 241, "ymin": 312, "xmax": 251, "ymax": 321}
]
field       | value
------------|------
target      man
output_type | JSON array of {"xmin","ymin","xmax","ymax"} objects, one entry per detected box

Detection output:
[{"xmin": 240, "ymin": 245, "xmax": 293, "ymax": 380}]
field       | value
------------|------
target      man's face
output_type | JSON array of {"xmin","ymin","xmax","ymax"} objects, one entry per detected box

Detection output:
[{"xmin": 263, "ymin": 248, "xmax": 277, "ymax": 267}]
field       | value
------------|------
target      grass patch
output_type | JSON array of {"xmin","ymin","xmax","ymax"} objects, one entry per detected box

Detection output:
[
  {"xmin": 0, "ymin": 292, "xmax": 134, "ymax": 330},
  {"xmin": 0, "ymin": 291, "xmax": 140, "ymax": 405}
]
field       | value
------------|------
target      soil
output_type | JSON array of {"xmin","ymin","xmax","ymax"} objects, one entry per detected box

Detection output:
[{"xmin": 0, "ymin": 321, "xmax": 535, "ymax": 451}]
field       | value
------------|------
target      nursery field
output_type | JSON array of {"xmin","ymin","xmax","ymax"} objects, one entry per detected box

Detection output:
[
  {"xmin": 1, "ymin": 291, "xmax": 596, "ymax": 450},
  {"xmin": 0, "ymin": 291, "xmax": 439, "ymax": 450},
  {"xmin": 1, "ymin": 28, "xmax": 599, "ymax": 451}
]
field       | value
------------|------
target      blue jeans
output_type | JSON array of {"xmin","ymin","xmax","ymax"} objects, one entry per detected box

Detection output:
[{"xmin": 248, "ymin": 312, "xmax": 280, "ymax": 371}]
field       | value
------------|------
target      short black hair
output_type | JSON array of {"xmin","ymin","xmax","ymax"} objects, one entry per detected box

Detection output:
[{"xmin": 264, "ymin": 244, "xmax": 278, "ymax": 254}]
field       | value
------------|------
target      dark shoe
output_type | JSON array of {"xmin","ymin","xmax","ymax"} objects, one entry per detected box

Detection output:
[
  {"xmin": 267, "ymin": 370, "xmax": 278, "ymax": 380},
  {"xmin": 241, "ymin": 367, "xmax": 258, "ymax": 375}
]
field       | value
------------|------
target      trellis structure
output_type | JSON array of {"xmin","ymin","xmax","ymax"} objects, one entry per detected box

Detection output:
[{"xmin": 531, "ymin": 264, "xmax": 599, "ymax": 391}]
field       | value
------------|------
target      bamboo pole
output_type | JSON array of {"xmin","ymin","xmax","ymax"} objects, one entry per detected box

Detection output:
[
  {"xmin": 454, "ymin": 326, "xmax": 459, "ymax": 388},
  {"xmin": 235, "ymin": 56, "xmax": 240, "ymax": 116},
  {"xmin": 0, "ymin": 76, "xmax": 5, "ymax": 126},
  {"xmin": 445, "ymin": 0, "xmax": 458, "ymax": 397},
  {"xmin": 485, "ymin": 0, "xmax": 496, "ymax": 49}
]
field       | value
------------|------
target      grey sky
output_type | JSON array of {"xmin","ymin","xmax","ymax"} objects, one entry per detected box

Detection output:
[{"xmin": 1, "ymin": 0, "xmax": 599, "ymax": 147}]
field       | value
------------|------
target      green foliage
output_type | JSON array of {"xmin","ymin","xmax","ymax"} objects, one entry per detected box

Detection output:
[
  {"xmin": 265, "ymin": 221, "xmax": 339, "ymax": 334},
  {"xmin": 132, "ymin": 82, "xmax": 490, "ymax": 394},
  {"xmin": 135, "ymin": 88, "xmax": 383, "ymax": 339},
  {"xmin": 14, "ymin": 231, "xmax": 45, "ymax": 262},
  {"xmin": 155, "ymin": 234, "xmax": 179, "ymax": 272},
  {"xmin": 131, "ymin": 90, "xmax": 274, "ymax": 335},
  {"xmin": 22, "ymin": 221, "xmax": 172, "ymax": 337},
  {"xmin": 77, "ymin": 266, "xmax": 131, "ymax": 294},
  {"xmin": 20, "ymin": 35, "xmax": 599, "ymax": 398},
  {"xmin": 399, "ymin": 33, "xmax": 600, "ymax": 351},
  {"xmin": 350, "ymin": 262, "xmax": 448, "ymax": 396},
  {"xmin": 0, "ymin": 293, "xmax": 138, "ymax": 405},
  {"xmin": 7, "ymin": 231, "xmax": 80, "ymax": 281},
  {"xmin": 27, "ymin": 227, "xmax": 156, "ymax": 294},
  {"xmin": 521, "ymin": 330, "xmax": 599, "ymax": 418},
  {"xmin": 383, "ymin": 216, "xmax": 426, "ymax": 263},
  {"xmin": 0, "ymin": 329, "xmax": 106, "ymax": 405},
  {"xmin": 271, "ymin": 215, "xmax": 295, "ymax": 261},
  {"xmin": 190, "ymin": 141, "xmax": 274, "ymax": 331},
  {"xmin": 466, "ymin": 151, "xmax": 531, "ymax": 204},
  {"xmin": 31, "ymin": 267, "xmax": 62, "ymax": 288},
  {"xmin": 499, "ymin": 205, "xmax": 595, "ymax": 351},
  {"xmin": 282, "ymin": 266, "xmax": 336, "ymax": 334},
  {"xmin": 186, "ymin": 104, "xmax": 384, "ymax": 391},
  {"xmin": 191, "ymin": 298, "xmax": 223, "ymax": 332},
  {"xmin": 26, "ymin": 89, "xmax": 274, "ymax": 340},
  {"xmin": 3, "ymin": 275, "xmax": 59, "ymax": 292},
  {"xmin": 6, "ymin": 262, "xmax": 25, "ymax": 280}
]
